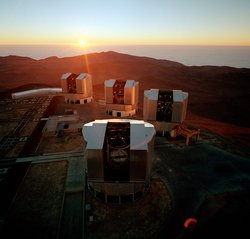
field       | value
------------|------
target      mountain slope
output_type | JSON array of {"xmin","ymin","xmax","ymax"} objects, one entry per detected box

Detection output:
[{"xmin": 0, "ymin": 51, "xmax": 249, "ymax": 129}]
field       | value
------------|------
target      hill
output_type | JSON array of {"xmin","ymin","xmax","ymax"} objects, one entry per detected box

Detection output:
[{"xmin": 0, "ymin": 51, "xmax": 249, "ymax": 146}]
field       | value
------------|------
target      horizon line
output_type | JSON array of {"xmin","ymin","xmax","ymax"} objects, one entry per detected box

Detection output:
[{"xmin": 1, "ymin": 43, "xmax": 250, "ymax": 47}]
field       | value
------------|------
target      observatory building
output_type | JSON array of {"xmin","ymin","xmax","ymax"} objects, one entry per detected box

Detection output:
[
  {"xmin": 61, "ymin": 73, "xmax": 93, "ymax": 104},
  {"xmin": 82, "ymin": 119, "xmax": 155, "ymax": 203},
  {"xmin": 104, "ymin": 79, "xmax": 139, "ymax": 117},
  {"xmin": 143, "ymin": 89, "xmax": 188, "ymax": 132}
]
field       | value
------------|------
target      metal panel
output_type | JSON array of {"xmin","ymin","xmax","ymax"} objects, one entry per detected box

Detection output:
[
  {"xmin": 105, "ymin": 86, "xmax": 114, "ymax": 104},
  {"xmin": 86, "ymin": 75, "xmax": 93, "ymax": 97},
  {"xmin": 130, "ymin": 122, "xmax": 147, "ymax": 150},
  {"xmin": 104, "ymin": 79, "xmax": 116, "ymax": 87},
  {"xmin": 61, "ymin": 73, "xmax": 72, "ymax": 79},
  {"xmin": 86, "ymin": 149, "xmax": 104, "ymax": 181},
  {"xmin": 182, "ymin": 92, "xmax": 188, "ymax": 122},
  {"xmin": 76, "ymin": 73, "xmax": 86, "ymax": 80},
  {"xmin": 144, "ymin": 89, "xmax": 159, "ymax": 100},
  {"xmin": 146, "ymin": 134, "xmax": 155, "ymax": 179},
  {"xmin": 172, "ymin": 102, "xmax": 183, "ymax": 123},
  {"xmin": 173, "ymin": 90, "xmax": 184, "ymax": 102},
  {"xmin": 135, "ymin": 82, "xmax": 139, "ymax": 105},
  {"xmin": 143, "ymin": 89, "xmax": 159, "ymax": 121},
  {"xmin": 130, "ymin": 150, "xmax": 147, "ymax": 181},
  {"xmin": 124, "ymin": 80, "xmax": 135, "ymax": 105},
  {"xmin": 147, "ymin": 98, "xmax": 158, "ymax": 120},
  {"xmin": 61, "ymin": 78, "xmax": 68, "ymax": 93},
  {"xmin": 143, "ymin": 94, "xmax": 148, "ymax": 120},
  {"xmin": 124, "ymin": 85, "xmax": 133, "ymax": 105},
  {"xmin": 76, "ymin": 78, "xmax": 84, "ymax": 94},
  {"xmin": 124, "ymin": 79, "xmax": 135, "ymax": 88},
  {"xmin": 82, "ymin": 121, "xmax": 107, "ymax": 149}
]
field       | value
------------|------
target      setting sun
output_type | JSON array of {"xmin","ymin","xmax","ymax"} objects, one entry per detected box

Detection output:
[{"xmin": 79, "ymin": 40, "xmax": 88, "ymax": 48}]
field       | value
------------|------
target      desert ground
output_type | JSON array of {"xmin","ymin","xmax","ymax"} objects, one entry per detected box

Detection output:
[{"xmin": 0, "ymin": 52, "xmax": 249, "ymax": 238}]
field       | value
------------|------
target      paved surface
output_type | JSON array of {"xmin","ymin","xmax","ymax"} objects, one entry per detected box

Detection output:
[
  {"xmin": 14, "ymin": 136, "xmax": 250, "ymax": 239},
  {"xmin": 2, "ymin": 95, "xmax": 250, "ymax": 239},
  {"xmin": 59, "ymin": 155, "xmax": 86, "ymax": 239},
  {"xmin": 152, "ymin": 136, "xmax": 250, "ymax": 239},
  {"xmin": 1, "ymin": 160, "xmax": 68, "ymax": 239},
  {"xmin": 15, "ymin": 151, "xmax": 87, "ymax": 239}
]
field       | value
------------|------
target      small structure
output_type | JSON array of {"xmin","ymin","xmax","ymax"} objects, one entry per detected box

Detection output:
[
  {"xmin": 104, "ymin": 79, "xmax": 139, "ymax": 117},
  {"xmin": 173, "ymin": 125, "xmax": 200, "ymax": 146},
  {"xmin": 143, "ymin": 89, "xmax": 188, "ymax": 133},
  {"xmin": 42, "ymin": 115, "xmax": 83, "ymax": 136},
  {"xmin": 82, "ymin": 119, "xmax": 155, "ymax": 203},
  {"xmin": 11, "ymin": 88, "xmax": 62, "ymax": 99},
  {"xmin": 61, "ymin": 73, "xmax": 93, "ymax": 104}
]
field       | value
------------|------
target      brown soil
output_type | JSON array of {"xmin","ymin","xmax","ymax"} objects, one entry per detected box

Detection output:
[
  {"xmin": 86, "ymin": 179, "xmax": 172, "ymax": 239},
  {"xmin": 186, "ymin": 112, "xmax": 250, "ymax": 150}
]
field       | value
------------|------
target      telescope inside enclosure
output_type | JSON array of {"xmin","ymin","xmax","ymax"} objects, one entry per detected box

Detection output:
[
  {"xmin": 143, "ymin": 89, "xmax": 188, "ymax": 133},
  {"xmin": 61, "ymin": 73, "xmax": 93, "ymax": 104},
  {"xmin": 104, "ymin": 79, "xmax": 139, "ymax": 117},
  {"xmin": 82, "ymin": 119, "xmax": 155, "ymax": 203}
]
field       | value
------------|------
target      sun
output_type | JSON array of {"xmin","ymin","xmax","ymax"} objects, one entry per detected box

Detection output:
[{"xmin": 79, "ymin": 40, "xmax": 88, "ymax": 48}]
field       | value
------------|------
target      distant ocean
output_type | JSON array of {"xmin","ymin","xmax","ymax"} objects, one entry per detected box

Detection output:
[{"xmin": 0, "ymin": 44, "xmax": 250, "ymax": 68}]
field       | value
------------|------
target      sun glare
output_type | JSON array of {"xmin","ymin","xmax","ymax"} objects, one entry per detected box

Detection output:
[{"xmin": 79, "ymin": 40, "xmax": 88, "ymax": 48}]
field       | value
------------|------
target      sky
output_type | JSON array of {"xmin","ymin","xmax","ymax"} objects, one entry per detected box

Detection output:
[{"xmin": 1, "ymin": 0, "xmax": 250, "ymax": 46}]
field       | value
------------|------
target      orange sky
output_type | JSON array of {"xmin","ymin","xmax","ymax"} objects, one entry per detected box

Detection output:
[{"xmin": 1, "ymin": 0, "xmax": 250, "ymax": 46}]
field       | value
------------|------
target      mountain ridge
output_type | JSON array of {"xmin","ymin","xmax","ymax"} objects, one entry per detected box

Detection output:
[{"xmin": 0, "ymin": 51, "xmax": 249, "ymax": 129}]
